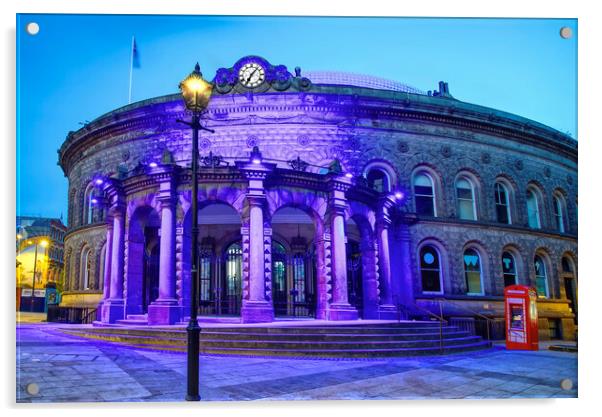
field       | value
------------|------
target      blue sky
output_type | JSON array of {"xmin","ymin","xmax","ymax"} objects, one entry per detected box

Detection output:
[{"xmin": 16, "ymin": 14, "xmax": 577, "ymax": 220}]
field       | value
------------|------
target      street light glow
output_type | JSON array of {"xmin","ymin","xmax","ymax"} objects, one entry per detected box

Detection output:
[
  {"xmin": 40, "ymin": 240, "xmax": 49, "ymax": 248},
  {"xmin": 179, "ymin": 63, "xmax": 213, "ymax": 112}
]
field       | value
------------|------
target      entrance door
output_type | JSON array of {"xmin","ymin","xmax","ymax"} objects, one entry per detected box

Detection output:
[
  {"xmin": 564, "ymin": 277, "xmax": 577, "ymax": 324},
  {"xmin": 290, "ymin": 251, "xmax": 316, "ymax": 317},
  {"xmin": 272, "ymin": 242, "xmax": 288, "ymax": 316},
  {"xmin": 220, "ymin": 242, "xmax": 242, "ymax": 315},
  {"xmin": 346, "ymin": 240, "xmax": 363, "ymax": 317},
  {"xmin": 142, "ymin": 241, "xmax": 160, "ymax": 313},
  {"xmin": 198, "ymin": 247, "xmax": 215, "ymax": 315}
]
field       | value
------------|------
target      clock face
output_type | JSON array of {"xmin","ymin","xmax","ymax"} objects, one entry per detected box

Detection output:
[{"xmin": 238, "ymin": 62, "xmax": 266, "ymax": 88}]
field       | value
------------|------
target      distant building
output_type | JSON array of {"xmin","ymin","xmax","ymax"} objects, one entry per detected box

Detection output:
[
  {"xmin": 16, "ymin": 216, "xmax": 67, "ymax": 289},
  {"xmin": 58, "ymin": 56, "xmax": 577, "ymax": 340}
]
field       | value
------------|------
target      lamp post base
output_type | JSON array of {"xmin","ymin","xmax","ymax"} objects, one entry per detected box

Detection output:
[{"xmin": 186, "ymin": 318, "xmax": 201, "ymax": 401}]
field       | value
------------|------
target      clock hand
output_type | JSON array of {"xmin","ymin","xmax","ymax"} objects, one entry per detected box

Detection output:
[{"xmin": 246, "ymin": 68, "xmax": 259, "ymax": 84}]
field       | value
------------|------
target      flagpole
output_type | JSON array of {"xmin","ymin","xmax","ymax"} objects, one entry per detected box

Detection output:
[{"xmin": 128, "ymin": 35, "xmax": 134, "ymax": 104}]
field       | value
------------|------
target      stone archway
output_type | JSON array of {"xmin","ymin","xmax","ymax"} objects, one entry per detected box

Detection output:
[{"xmin": 125, "ymin": 205, "xmax": 161, "ymax": 315}]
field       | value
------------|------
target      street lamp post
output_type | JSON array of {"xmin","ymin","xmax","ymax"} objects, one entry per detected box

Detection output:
[
  {"xmin": 178, "ymin": 63, "xmax": 214, "ymax": 401},
  {"xmin": 29, "ymin": 239, "xmax": 49, "ymax": 312}
]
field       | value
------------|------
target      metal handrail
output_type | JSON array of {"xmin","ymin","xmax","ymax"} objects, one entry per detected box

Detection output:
[
  {"xmin": 396, "ymin": 302, "xmax": 447, "ymax": 353},
  {"xmin": 434, "ymin": 297, "xmax": 496, "ymax": 341},
  {"xmin": 81, "ymin": 308, "xmax": 98, "ymax": 324}
]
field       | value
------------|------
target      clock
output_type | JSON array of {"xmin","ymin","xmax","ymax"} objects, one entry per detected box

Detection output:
[{"xmin": 238, "ymin": 62, "xmax": 266, "ymax": 88}]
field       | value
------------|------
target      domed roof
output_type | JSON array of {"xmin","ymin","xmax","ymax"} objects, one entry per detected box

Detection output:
[{"xmin": 304, "ymin": 70, "xmax": 425, "ymax": 95}]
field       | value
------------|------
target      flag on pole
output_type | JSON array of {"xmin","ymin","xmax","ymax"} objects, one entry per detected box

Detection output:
[
  {"xmin": 132, "ymin": 37, "xmax": 141, "ymax": 68},
  {"xmin": 128, "ymin": 36, "xmax": 139, "ymax": 104}
]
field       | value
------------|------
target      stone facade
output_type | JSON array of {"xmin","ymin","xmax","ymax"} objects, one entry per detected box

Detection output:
[{"xmin": 58, "ymin": 56, "xmax": 577, "ymax": 339}]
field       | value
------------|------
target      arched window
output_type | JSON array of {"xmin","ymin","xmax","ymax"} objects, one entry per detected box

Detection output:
[
  {"xmin": 562, "ymin": 256, "xmax": 573, "ymax": 274},
  {"xmin": 463, "ymin": 248, "xmax": 483, "ymax": 295},
  {"xmin": 501, "ymin": 251, "xmax": 518, "ymax": 287},
  {"xmin": 553, "ymin": 194, "xmax": 566, "ymax": 233},
  {"xmin": 81, "ymin": 247, "xmax": 92, "ymax": 290},
  {"xmin": 414, "ymin": 173, "xmax": 436, "ymax": 216},
  {"xmin": 420, "ymin": 245, "xmax": 442, "ymax": 293},
  {"xmin": 534, "ymin": 255, "xmax": 549, "ymax": 298},
  {"xmin": 82, "ymin": 183, "xmax": 99, "ymax": 225},
  {"xmin": 98, "ymin": 243, "xmax": 107, "ymax": 291},
  {"xmin": 456, "ymin": 177, "xmax": 477, "ymax": 220},
  {"xmin": 495, "ymin": 182, "xmax": 511, "ymax": 224},
  {"xmin": 366, "ymin": 169, "xmax": 390, "ymax": 193},
  {"xmin": 526, "ymin": 189, "xmax": 541, "ymax": 229}
]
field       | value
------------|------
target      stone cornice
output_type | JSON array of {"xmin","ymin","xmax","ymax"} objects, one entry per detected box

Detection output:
[
  {"xmin": 58, "ymin": 88, "xmax": 577, "ymax": 175},
  {"xmin": 409, "ymin": 216, "xmax": 578, "ymax": 243}
]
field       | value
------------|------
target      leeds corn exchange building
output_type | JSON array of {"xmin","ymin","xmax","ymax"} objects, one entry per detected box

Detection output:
[{"xmin": 58, "ymin": 56, "xmax": 577, "ymax": 340}]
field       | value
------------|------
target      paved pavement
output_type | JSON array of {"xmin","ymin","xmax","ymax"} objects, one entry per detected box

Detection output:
[{"xmin": 16, "ymin": 322, "xmax": 577, "ymax": 403}]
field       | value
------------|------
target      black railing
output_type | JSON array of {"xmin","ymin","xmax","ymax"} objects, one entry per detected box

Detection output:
[
  {"xmin": 396, "ymin": 302, "xmax": 447, "ymax": 353},
  {"xmin": 46, "ymin": 305, "xmax": 98, "ymax": 324}
]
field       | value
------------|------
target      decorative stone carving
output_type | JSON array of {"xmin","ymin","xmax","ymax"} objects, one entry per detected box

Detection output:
[
  {"xmin": 481, "ymin": 152, "xmax": 491, "ymax": 164},
  {"xmin": 441, "ymin": 145, "xmax": 452, "ymax": 158},
  {"xmin": 397, "ymin": 141, "xmax": 409, "ymax": 153},
  {"xmin": 515, "ymin": 159, "xmax": 524, "ymax": 170},
  {"xmin": 297, "ymin": 135, "xmax": 310, "ymax": 147},
  {"xmin": 246, "ymin": 135, "xmax": 259, "ymax": 148},
  {"xmin": 544, "ymin": 167, "xmax": 552, "ymax": 178},
  {"xmin": 199, "ymin": 138, "xmax": 212, "ymax": 150}
]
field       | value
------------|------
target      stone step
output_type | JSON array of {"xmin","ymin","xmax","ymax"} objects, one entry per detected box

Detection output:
[
  {"xmin": 126, "ymin": 314, "xmax": 148, "ymax": 320},
  {"xmin": 59, "ymin": 322, "xmax": 491, "ymax": 358},
  {"xmin": 67, "ymin": 325, "xmax": 464, "ymax": 339},
  {"xmin": 61, "ymin": 329, "xmax": 481, "ymax": 349},
  {"xmin": 127, "ymin": 341, "xmax": 492, "ymax": 358},
  {"xmin": 115, "ymin": 319, "xmax": 148, "ymax": 326}
]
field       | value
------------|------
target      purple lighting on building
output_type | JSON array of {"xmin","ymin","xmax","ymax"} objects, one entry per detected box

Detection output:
[
  {"xmin": 252, "ymin": 158, "xmax": 261, "ymax": 164},
  {"xmin": 95, "ymin": 178, "xmax": 104, "ymax": 185},
  {"xmin": 345, "ymin": 172, "xmax": 353, "ymax": 179},
  {"xmin": 149, "ymin": 162, "xmax": 158, "ymax": 168},
  {"xmin": 394, "ymin": 191, "xmax": 404, "ymax": 200},
  {"xmin": 90, "ymin": 198, "xmax": 98, "ymax": 204}
]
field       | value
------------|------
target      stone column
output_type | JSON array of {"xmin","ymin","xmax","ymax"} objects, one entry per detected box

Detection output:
[
  {"xmin": 326, "ymin": 176, "xmax": 358, "ymax": 321},
  {"xmin": 101, "ymin": 202, "xmax": 126, "ymax": 323},
  {"xmin": 148, "ymin": 176, "xmax": 180, "ymax": 325},
  {"xmin": 236, "ymin": 160, "xmax": 275, "ymax": 323},
  {"xmin": 377, "ymin": 197, "xmax": 397, "ymax": 319},
  {"xmin": 360, "ymin": 238, "xmax": 380, "ymax": 319},
  {"xmin": 102, "ymin": 223, "xmax": 113, "ymax": 300},
  {"xmin": 398, "ymin": 215, "xmax": 417, "ymax": 307}
]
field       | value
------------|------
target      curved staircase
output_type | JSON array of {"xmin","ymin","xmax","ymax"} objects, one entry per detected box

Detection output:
[{"xmin": 59, "ymin": 321, "xmax": 491, "ymax": 358}]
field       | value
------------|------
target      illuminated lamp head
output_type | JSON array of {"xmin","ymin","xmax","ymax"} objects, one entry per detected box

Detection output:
[
  {"xmin": 250, "ymin": 146, "xmax": 263, "ymax": 164},
  {"xmin": 148, "ymin": 162, "xmax": 158, "ymax": 168},
  {"xmin": 179, "ymin": 63, "xmax": 213, "ymax": 113}
]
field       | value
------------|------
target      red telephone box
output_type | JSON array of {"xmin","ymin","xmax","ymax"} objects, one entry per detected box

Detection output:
[{"xmin": 504, "ymin": 285, "xmax": 539, "ymax": 350}]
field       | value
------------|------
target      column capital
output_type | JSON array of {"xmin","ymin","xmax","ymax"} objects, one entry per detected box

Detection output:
[
  {"xmin": 156, "ymin": 192, "xmax": 176, "ymax": 208},
  {"xmin": 326, "ymin": 174, "xmax": 353, "ymax": 193},
  {"xmin": 235, "ymin": 161, "xmax": 276, "ymax": 181}
]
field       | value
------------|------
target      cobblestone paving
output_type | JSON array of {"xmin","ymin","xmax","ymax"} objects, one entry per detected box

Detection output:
[{"xmin": 16, "ymin": 323, "xmax": 578, "ymax": 403}]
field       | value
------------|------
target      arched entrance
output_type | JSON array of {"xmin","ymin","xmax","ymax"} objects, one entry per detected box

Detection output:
[
  {"xmin": 126, "ymin": 205, "xmax": 161, "ymax": 315},
  {"xmin": 220, "ymin": 241, "xmax": 242, "ymax": 315},
  {"xmin": 346, "ymin": 239, "xmax": 364, "ymax": 317},
  {"xmin": 142, "ymin": 238, "xmax": 160, "ymax": 312},
  {"xmin": 184, "ymin": 202, "xmax": 243, "ymax": 317},
  {"xmin": 271, "ymin": 207, "xmax": 317, "ymax": 318}
]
